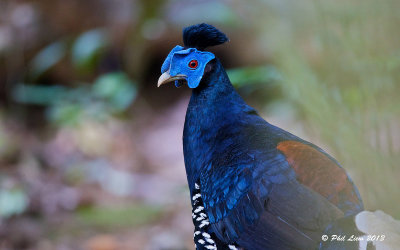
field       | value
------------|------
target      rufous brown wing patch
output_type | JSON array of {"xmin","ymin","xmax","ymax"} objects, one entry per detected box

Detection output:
[{"xmin": 277, "ymin": 141, "xmax": 359, "ymax": 208}]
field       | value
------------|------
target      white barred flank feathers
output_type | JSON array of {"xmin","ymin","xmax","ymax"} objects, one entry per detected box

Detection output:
[
  {"xmin": 202, "ymin": 232, "xmax": 211, "ymax": 238},
  {"xmin": 205, "ymin": 237, "xmax": 215, "ymax": 244},
  {"xmin": 199, "ymin": 220, "xmax": 210, "ymax": 228},
  {"xmin": 192, "ymin": 193, "xmax": 202, "ymax": 200},
  {"xmin": 192, "ymin": 182, "xmax": 224, "ymax": 250},
  {"xmin": 194, "ymin": 206, "xmax": 204, "ymax": 213}
]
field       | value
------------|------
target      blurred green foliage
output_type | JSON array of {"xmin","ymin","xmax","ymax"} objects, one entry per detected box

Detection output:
[
  {"xmin": 29, "ymin": 41, "xmax": 67, "ymax": 78},
  {"xmin": 29, "ymin": 28, "xmax": 109, "ymax": 78},
  {"xmin": 93, "ymin": 72, "xmax": 137, "ymax": 112},
  {"xmin": 72, "ymin": 29, "xmax": 108, "ymax": 72},
  {"xmin": 77, "ymin": 204, "xmax": 162, "ymax": 228},
  {"xmin": 228, "ymin": 65, "xmax": 282, "ymax": 88},
  {"xmin": 169, "ymin": 1, "xmax": 237, "ymax": 25},
  {"xmin": 246, "ymin": 0, "xmax": 400, "ymax": 216},
  {"xmin": 0, "ymin": 188, "xmax": 28, "ymax": 218},
  {"xmin": 13, "ymin": 72, "xmax": 137, "ymax": 126}
]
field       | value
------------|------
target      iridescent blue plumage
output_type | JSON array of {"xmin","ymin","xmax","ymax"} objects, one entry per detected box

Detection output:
[{"xmin": 158, "ymin": 23, "xmax": 364, "ymax": 250}]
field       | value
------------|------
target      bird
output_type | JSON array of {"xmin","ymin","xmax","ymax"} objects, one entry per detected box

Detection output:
[{"xmin": 157, "ymin": 23, "xmax": 369, "ymax": 250}]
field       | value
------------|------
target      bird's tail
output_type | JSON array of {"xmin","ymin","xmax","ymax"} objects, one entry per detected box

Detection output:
[{"xmin": 319, "ymin": 210, "xmax": 400, "ymax": 250}]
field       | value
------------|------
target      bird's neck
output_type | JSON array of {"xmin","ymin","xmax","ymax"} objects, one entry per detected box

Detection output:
[
  {"xmin": 188, "ymin": 59, "xmax": 248, "ymax": 124},
  {"xmin": 183, "ymin": 59, "xmax": 250, "ymax": 190}
]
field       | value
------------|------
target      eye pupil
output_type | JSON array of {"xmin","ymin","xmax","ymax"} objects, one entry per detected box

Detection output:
[{"xmin": 189, "ymin": 60, "xmax": 198, "ymax": 69}]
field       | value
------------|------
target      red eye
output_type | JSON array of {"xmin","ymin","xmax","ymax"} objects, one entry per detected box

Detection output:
[{"xmin": 188, "ymin": 59, "xmax": 198, "ymax": 69}]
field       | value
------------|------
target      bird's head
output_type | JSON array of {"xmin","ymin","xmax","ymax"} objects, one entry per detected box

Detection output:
[{"xmin": 157, "ymin": 23, "xmax": 228, "ymax": 88}]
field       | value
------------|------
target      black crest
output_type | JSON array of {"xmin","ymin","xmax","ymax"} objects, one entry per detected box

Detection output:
[{"xmin": 183, "ymin": 23, "xmax": 229, "ymax": 50}]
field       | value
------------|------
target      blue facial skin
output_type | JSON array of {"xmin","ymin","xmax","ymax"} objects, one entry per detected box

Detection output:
[{"xmin": 161, "ymin": 45, "xmax": 215, "ymax": 88}]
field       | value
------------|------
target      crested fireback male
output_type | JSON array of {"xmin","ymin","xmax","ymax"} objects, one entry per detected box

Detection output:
[{"xmin": 157, "ymin": 23, "xmax": 364, "ymax": 250}]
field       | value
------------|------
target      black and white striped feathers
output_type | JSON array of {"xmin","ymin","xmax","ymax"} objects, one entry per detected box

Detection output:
[{"xmin": 192, "ymin": 182, "xmax": 240, "ymax": 250}]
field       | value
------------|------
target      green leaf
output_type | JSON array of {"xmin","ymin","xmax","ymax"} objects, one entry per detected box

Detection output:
[
  {"xmin": 48, "ymin": 102, "xmax": 83, "ymax": 126},
  {"xmin": 228, "ymin": 65, "xmax": 282, "ymax": 87},
  {"xmin": 0, "ymin": 189, "xmax": 28, "ymax": 218},
  {"xmin": 76, "ymin": 204, "xmax": 162, "ymax": 228},
  {"xmin": 93, "ymin": 72, "xmax": 137, "ymax": 112},
  {"xmin": 12, "ymin": 84, "xmax": 66, "ymax": 105},
  {"xmin": 29, "ymin": 41, "xmax": 67, "ymax": 78},
  {"xmin": 170, "ymin": 2, "xmax": 237, "ymax": 25},
  {"xmin": 72, "ymin": 29, "xmax": 108, "ymax": 70}
]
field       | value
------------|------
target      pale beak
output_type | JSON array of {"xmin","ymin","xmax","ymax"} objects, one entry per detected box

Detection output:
[{"xmin": 157, "ymin": 71, "xmax": 187, "ymax": 87}]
